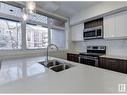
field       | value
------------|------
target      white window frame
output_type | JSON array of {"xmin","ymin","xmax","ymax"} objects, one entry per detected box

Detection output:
[{"xmin": 0, "ymin": 11, "xmax": 68, "ymax": 51}]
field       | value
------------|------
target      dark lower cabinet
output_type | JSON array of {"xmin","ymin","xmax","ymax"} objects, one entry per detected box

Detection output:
[
  {"xmin": 67, "ymin": 53, "xmax": 79, "ymax": 62},
  {"xmin": 100, "ymin": 57, "xmax": 127, "ymax": 74}
]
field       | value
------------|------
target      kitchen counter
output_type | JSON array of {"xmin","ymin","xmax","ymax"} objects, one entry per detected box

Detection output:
[
  {"xmin": 67, "ymin": 51, "xmax": 79, "ymax": 54},
  {"xmin": 0, "ymin": 56, "xmax": 127, "ymax": 93},
  {"xmin": 100, "ymin": 55, "xmax": 127, "ymax": 60}
]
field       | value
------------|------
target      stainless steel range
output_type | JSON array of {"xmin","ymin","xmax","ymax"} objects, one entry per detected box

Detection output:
[{"xmin": 79, "ymin": 46, "xmax": 106, "ymax": 67}]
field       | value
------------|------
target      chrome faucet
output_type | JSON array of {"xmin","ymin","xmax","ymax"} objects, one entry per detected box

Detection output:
[{"xmin": 46, "ymin": 44, "xmax": 58, "ymax": 63}]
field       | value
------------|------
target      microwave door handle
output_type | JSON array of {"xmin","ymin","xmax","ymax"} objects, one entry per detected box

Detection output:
[{"xmin": 95, "ymin": 29, "xmax": 97, "ymax": 36}]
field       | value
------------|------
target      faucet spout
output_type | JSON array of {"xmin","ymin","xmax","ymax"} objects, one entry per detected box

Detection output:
[{"xmin": 46, "ymin": 44, "xmax": 58, "ymax": 63}]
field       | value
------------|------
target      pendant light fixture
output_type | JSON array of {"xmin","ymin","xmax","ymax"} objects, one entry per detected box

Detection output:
[
  {"xmin": 22, "ymin": 8, "xmax": 28, "ymax": 21},
  {"xmin": 22, "ymin": 1, "xmax": 36, "ymax": 21},
  {"xmin": 26, "ymin": 1, "xmax": 36, "ymax": 14}
]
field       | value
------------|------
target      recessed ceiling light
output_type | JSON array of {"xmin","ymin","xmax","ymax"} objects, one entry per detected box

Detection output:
[{"xmin": 9, "ymin": 9, "xmax": 13, "ymax": 12}]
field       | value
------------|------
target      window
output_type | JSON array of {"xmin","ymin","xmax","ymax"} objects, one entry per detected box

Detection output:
[
  {"xmin": 26, "ymin": 13, "xmax": 66, "ymax": 50},
  {"xmin": 51, "ymin": 29, "xmax": 66, "ymax": 49},
  {"xmin": 29, "ymin": 13, "xmax": 48, "ymax": 24},
  {"xmin": 0, "ymin": 19, "xmax": 21, "ymax": 50},
  {"xmin": 50, "ymin": 18, "xmax": 66, "ymax": 49},
  {"xmin": 26, "ymin": 24, "xmax": 48, "ymax": 49},
  {"xmin": 0, "ymin": 2, "xmax": 67, "ymax": 50}
]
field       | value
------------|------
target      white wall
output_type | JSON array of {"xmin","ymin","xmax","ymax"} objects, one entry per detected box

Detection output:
[{"xmin": 70, "ymin": 2, "xmax": 127, "ymax": 25}]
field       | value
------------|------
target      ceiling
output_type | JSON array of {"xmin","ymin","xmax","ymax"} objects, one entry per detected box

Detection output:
[{"xmin": 36, "ymin": 2, "xmax": 100, "ymax": 18}]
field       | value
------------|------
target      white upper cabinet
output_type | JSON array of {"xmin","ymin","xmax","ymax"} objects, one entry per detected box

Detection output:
[
  {"xmin": 115, "ymin": 11, "xmax": 127, "ymax": 37},
  {"xmin": 71, "ymin": 23, "xmax": 84, "ymax": 41},
  {"xmin": 104, "ymin": 14, "xmax": 115, "ymax": 38},
  {"xmin": 104, "ymin": 11, "xmax": 127, "ymax": 39}
]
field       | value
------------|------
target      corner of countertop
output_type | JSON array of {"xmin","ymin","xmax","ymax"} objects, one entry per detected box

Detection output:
[{"xmin": 100, "ymin": 54, "xmax": 127, "ymax": 60}]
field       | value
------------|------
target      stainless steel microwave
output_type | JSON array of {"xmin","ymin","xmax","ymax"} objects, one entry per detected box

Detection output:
[{"xmin": 83, "ymin": 26, "xmax": 103, "ymax": 40}]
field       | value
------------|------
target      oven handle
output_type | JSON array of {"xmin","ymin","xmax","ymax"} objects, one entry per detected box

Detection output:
[{"xmin": 79, "ymin": 56, "xmax": 98, "ymax": 60}]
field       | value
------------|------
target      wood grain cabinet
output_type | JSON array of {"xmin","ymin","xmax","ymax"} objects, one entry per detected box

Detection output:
[
  {"xmin": 100, "ymin": 57, "xmax": 127, "ymax": 74},
  {"xmin": 67, "ymin": 53, "xmax": 79, "ymax": 62}
]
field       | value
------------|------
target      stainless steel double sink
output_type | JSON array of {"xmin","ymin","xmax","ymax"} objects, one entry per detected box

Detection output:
[{"xmin": 38, "ymin": 60, "xmax": 74, "ymax": 72}]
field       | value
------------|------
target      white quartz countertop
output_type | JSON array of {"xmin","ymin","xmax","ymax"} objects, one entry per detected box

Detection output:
[
  {"xmin": 100, "ymin": 55, "xmax": 127, "ymax": 60},
  {"xmin": 0, "ymin": 56, "xmax": 127, "ymax": 93},
  {"xmin": 67, "ymin": 51, "xmax": 79, "ymax": 54}
]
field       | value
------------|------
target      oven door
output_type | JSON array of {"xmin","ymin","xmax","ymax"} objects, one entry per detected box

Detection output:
[{"xmin": 79, "ymin": 56, "xmax": 98, "ymax": 66}]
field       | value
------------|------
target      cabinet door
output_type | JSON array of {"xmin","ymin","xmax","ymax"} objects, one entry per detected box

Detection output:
[
  {"xmin": 67, "ymin": 53, "xmax": 79, "ymax": 62},
  {"xmin": 119, "ymin": 60, "xmax": 127, "ymax": 73},
  {"xmin": 71, "ymin": 23, "xmax": 84, "ymax": 41},
  {"xmin": 100, "ymin": 58, "xmax": 121, "ymax": 72},
  {"xmin": 104, "ymin": 15, "xmax": 116, "ymax": 38},
  {"xmin": 100, "ymin": 57, "xmax": 106, "ymax": 68},
  {"xmin": 111, "ymin": 59, "xmax": 127, "ymax": 74},
  {"xmin": 67, "ymin": 53, "xmax": 73, "ymax": 61},
  {"xmin": 115, "ymin": 11, "xmax": 127, "ymax": 37},
  {"xmin": 100, "ymin": 57, "xmax": 127, "ymax": 74},
  {"xmin": 100, "ymin": 58, "xmax": 112, "ymax": 70},
  {"xmin": 104, "ymin": 11, "xmax": 127, "ymax": 38},
  {"xmin": 108, "ymin": 58, "xmax": 120, "ymax": 72}
]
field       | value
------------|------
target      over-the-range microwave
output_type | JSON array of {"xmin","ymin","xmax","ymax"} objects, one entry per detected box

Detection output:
[{"xmin": 83, "ymin": 26, "xmax": 103, "ymax": 40}]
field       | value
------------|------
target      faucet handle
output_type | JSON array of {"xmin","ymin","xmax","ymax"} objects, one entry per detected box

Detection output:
[
  {"xmin": 50, "ymin": 46, "xmax": 57, "ymax": 49},
  {"xmin": 50, "ymin": 46, "xmax": 54, "ymax": 49}
]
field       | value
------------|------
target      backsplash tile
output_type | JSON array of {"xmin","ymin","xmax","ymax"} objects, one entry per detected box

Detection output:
[{"xmin": 72, "ymin": 39, "xmax": 127, "ymax": 56}]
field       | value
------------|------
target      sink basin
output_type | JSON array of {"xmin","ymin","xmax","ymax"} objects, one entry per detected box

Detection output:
[
  {"xmin": 50, "ymin": 64, "xmax": 71, "ymax": 72},
  {"xmin": 39, "ymin": 60, "xmax": 60, "ymax": 68},
  {"xmin": 38, "ymin": 59, "xmax": 74, "ymax": 72}
]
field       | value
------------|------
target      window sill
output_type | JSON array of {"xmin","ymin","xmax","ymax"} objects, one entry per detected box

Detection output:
[
  {"xmin": 0, "ymin": 48, "xmax": 68, "ymax": 54},
  {"xmin": 0, "ymin": 48, "xmax": 68, "ymax": 60},
  {"xmin": 26, "ymin": 48, "xmax": 68, "ymax": 53}
]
